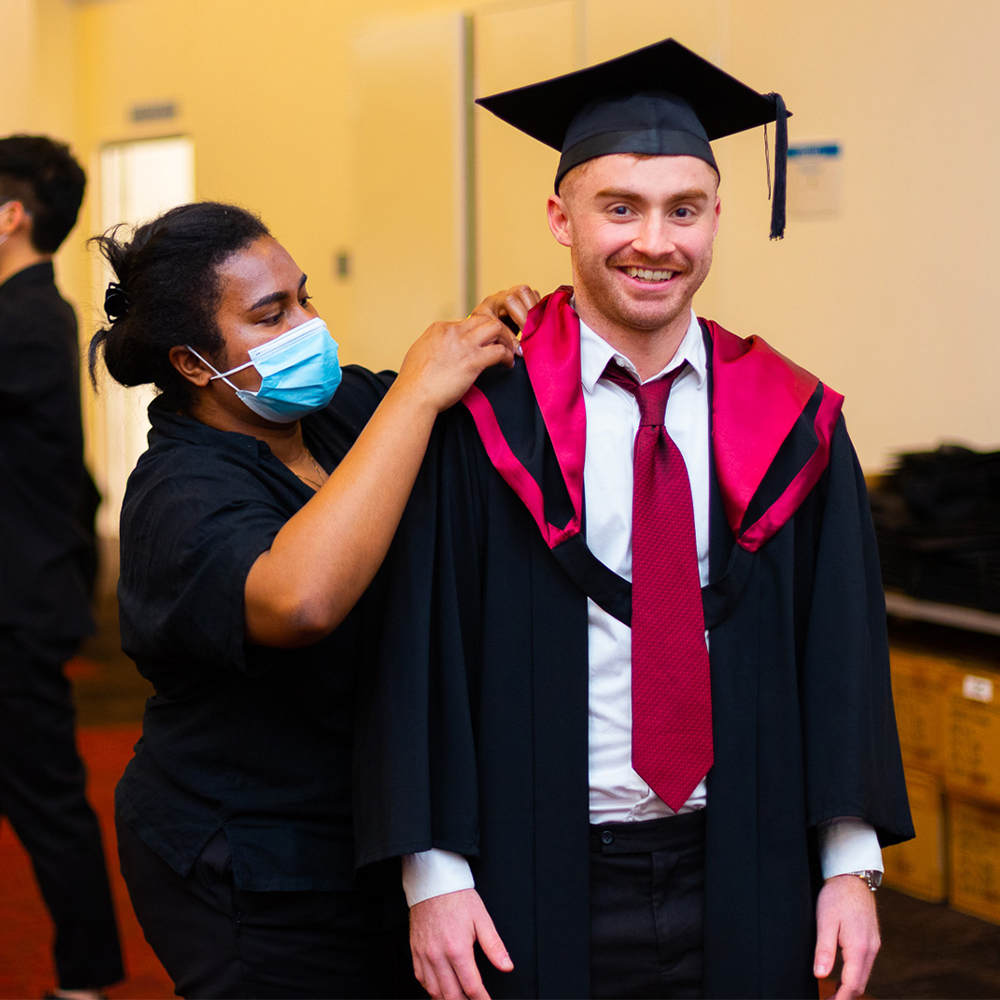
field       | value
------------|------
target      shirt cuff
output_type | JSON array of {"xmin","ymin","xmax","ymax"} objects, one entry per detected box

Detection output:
[
  {"xmin": 402, "ymin": 848, "xmax": 476, "ymax": 907},
  {"xmin": 818, "ymin": 816, "xmax": 884, "ymax": 880}
]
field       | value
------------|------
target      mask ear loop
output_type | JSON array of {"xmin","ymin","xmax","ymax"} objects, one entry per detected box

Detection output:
[
  {"xmin": 0, "ymin": 200, "xmax": 14, "ymax": 248},
  {"xmin": 185, "ymin": 345, "xmax": 255, "ymax": 391}
]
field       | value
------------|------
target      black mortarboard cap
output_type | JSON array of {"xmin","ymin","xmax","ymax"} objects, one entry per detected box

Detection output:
[{"xmin": 476, "ymin": 38, "xmax": 790, "ymax": 239}]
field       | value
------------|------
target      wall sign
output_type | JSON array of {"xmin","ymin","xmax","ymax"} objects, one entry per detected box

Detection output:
[{"xmin": 787, "ymin": 142, "xmax": 842, "ymax": 213}]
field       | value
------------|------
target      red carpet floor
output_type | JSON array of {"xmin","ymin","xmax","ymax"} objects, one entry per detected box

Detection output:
[{"xmin": 0, "ymin": 722, "xmax": 174, "ymax": 999}]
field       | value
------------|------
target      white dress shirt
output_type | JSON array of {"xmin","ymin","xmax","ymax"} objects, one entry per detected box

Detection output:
[
  {"xmin": 582, "ymin": 306, "xmax": 710, "ymax": 822},
  {"xmin": 402, "ymin": 309, "xmax": 882, "ymax": 906}
]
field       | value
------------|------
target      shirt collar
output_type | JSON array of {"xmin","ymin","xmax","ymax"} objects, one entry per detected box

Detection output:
[
  {"xmin": 147, "ymin": 394, "xmax": 269, "ymax": 457},
  {"xmin": 0, "ymin": 260, "xmax": 55, "ymax": 297},
  {"xmin": 579, "ymin": 306, "xmax": 707, "ymax": 392}
]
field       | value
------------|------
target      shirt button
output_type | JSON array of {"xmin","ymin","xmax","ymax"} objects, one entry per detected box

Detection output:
[{"xmin": 601, "ymin": 830, "xmax": 614, "ymax": 845}]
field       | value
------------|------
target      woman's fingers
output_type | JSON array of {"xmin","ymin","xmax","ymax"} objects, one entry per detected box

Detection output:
[{"xmin": 473, "ymin": 285, "xmax": 541, "ymax": 331}]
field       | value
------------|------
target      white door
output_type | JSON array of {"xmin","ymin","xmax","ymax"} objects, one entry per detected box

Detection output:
[{"xmin": 93, "ymin": 135, "xmax": 194, "ymax": 540}]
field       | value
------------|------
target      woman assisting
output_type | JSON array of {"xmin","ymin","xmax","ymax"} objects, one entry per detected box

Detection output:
[{"xmin": 90, "ymin": 201, "xmax": 537, "ymax": 999}]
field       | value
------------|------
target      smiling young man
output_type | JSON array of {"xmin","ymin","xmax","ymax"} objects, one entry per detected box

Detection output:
[{"xmin": 355, "ymin": 40, "xmax": 913, "ymax": 1000}]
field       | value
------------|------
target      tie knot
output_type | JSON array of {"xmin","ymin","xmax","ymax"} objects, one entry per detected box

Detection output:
[{"xmin": 602, "ymin": 361, "xmax": 683, "ymax": 427}]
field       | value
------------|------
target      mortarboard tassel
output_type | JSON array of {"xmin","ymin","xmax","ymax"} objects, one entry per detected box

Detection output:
[{"xmin": 768, "ymin": 92, "xmax": 788, "ymax": 240}]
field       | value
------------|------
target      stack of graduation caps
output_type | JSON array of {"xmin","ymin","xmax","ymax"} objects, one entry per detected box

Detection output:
[{"xmin": 476, "ymin": 38, "xmax": 790, "ymax": 239}]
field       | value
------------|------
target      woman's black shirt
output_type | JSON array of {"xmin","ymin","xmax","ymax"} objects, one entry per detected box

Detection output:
[{"xmin": 115, "ymin": 365, "xmax": 392, "ymax": 892}]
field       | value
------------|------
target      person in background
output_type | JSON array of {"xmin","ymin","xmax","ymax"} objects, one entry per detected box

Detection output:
[
  {"xmin": 354, "ymin": 40, "xmax": 913, "ymax": 1000},
  {"xmin": 89, "ymin": 200, "xmax": 537, "ymax": 999},
  {"xmin": 0, "ymin": 134, "xmax": 124, "ymax": 1000}
]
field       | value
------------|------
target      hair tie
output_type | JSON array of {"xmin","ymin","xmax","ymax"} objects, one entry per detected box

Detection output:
[{"xmin": 104, "ymin": 281, "xmax": 130, "ymax": 323}]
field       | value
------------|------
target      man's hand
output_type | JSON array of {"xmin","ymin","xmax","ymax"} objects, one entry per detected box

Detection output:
[
  {"xmin": 814, "ymin": 874, "xmax": 880, "ymax": 999},
  {"xmin": 410, "ymin": 888, "xmax": 513, "ymax": 999}
]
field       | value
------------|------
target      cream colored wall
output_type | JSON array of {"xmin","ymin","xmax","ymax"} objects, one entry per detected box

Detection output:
[
  {"xmin": 476, "ymin": 1, "xmax": 578, "ymax": 298},
  {"xmin": 348, "ymin": 9, "xmax": 471, "ymax": 372},
  {"xmin": 1, "ymin": 1, "xmax": 37, "ymax": 138},
  {"xmin": 718, "ymin": 0, "xmax": 1000, "ymax": 470},
  {"xmin": 8, "ymin": 0, "xmax": 1000, "ymax": 484},
  {"xmin": 0, "ymin": 0, "xmax": 88, "ymax": 334}
]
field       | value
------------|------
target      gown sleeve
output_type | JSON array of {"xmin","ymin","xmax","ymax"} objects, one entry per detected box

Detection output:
[
  {"xmin": 800, "ymin": 416, "xmax": 914, "ymax": 846},
  {"xmin": 353, "ymin": 408, "xmax": 488, "ymax": 867}
]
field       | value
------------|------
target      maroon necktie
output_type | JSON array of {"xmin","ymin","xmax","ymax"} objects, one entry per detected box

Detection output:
[{"xmin": 603, "ymin": 362, "xmax": 713, "ymax": 812}]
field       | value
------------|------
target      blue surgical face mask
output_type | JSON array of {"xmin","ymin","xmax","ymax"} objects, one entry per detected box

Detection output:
[{"xmin": 188, "ymin": 316, "xmax": 342, "ymax": 423}]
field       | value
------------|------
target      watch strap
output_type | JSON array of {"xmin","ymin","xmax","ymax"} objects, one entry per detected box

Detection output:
[{"xmin": 846, "ymin": 869, "xmax": 882, "ymax": 892}]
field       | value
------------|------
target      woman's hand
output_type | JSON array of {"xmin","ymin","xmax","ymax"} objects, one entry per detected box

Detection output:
[
  {"xmin": 473, "ymin": 284, "xmax": 541, "ymax": 333},
  {"xmin": 397, "ymin": 285, "xmax": 541, "ymax": 413}
]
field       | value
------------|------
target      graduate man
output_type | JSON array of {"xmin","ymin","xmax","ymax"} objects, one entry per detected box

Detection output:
[
  {"xmin": 356, "ymin": 40, "xmax": 913, "ymax": 1000},
  {"xmin": 0, "ymin": 134, "xmax": 123, "ymax": 999}
]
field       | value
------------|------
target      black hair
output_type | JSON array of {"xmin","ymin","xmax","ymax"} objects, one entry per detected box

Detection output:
[
  {"xmin": 88, "ymin": 202, "xmax": 270, "ymax": 411},
  {"xmin": 0, "ymin": 134, "xmax": 86, "ymax": 253}
]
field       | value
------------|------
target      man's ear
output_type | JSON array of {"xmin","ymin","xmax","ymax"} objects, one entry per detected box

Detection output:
[
  {"xmin": 168, "ymin": 345, "xmax": 215, "ymax": 387},
  {"xmin": 0, "ymin": 199, "xmax": 30, "ymax": 241},
  {"xmin": 547, "ymin": 194, "xmax": 573, "ymax": 249}
]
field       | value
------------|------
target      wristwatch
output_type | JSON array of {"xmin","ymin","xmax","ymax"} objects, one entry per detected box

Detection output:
[{"xmin": 846, "ymin": 870, "xmax": 882, "ymax": 892}]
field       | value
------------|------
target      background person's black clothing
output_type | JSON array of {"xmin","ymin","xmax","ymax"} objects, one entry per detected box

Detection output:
[
  {"xmin": 0, "ymin": 262, "xmax": 94, "ymax": 641},
  {"xmin": 0, "ymin": 261, "xmax": 123, "ymax": 990},
  {"xmin": 0, "ymin": 632, "xmax": 123, "ymax": 989}
]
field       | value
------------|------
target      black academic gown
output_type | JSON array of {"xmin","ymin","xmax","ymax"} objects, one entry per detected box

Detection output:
[{"xmin": 355, "ymin": 308, "xmax": 913, "ymax": 1000}]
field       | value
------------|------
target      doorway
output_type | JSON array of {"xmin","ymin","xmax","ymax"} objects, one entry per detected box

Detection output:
[{"xmin": 92, "ymin": 136, "xmax": 194, "ymax": 547}]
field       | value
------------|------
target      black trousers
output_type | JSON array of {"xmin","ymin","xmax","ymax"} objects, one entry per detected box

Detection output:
[
  {"xmin": 590, "ymin": 811, "xmax": 706, "ymax": 1000},
  {"xmin": 0, "ymin": 631, "xmax": 123, "ymax": 990},
  {"xmin": 117, "ymin": 818, "xmax": 416, "ymax": 999}
]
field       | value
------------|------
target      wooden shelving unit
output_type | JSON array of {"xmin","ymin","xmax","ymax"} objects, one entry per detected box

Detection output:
[{"xmin": 885, "ymin": 590, "xmax": 1000, "ymax": 638}]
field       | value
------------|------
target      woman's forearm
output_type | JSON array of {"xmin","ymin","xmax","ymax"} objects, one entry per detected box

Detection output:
[{"xmin": 243, "ymin": 299, "xmax": 528, "ymax": 647}]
